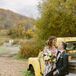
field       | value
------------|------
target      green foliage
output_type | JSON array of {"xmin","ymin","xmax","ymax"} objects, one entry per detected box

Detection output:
[
  {"xmin": 23, "ymin": 70, "xmax": 34, "ymax": 76},
  {"xmin": 36, "ymin": 0, "xmax": 76, "ymax": 41},
  {"xmin": 19, "ymin": 39, "xmax": 45, "ymax": 58}
]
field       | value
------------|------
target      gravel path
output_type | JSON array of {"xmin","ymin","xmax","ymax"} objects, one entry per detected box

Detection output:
[
  {"xmin": 0, "ymin": 45, "xmax": 28, "ymax": 76},
  {"xmin": 0, "ymin": 57, "xmax": 27, "ymax": 76}
]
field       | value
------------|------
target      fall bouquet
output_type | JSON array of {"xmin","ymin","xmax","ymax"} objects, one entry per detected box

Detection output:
[{"xmin": 44, "ymin": 52, "xmax": 56, "ymax": 63}]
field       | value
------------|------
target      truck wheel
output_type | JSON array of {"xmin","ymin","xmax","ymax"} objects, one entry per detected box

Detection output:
[{"xmin": 28, "ymin": 65, "xmax": 35, "ymax": 76}]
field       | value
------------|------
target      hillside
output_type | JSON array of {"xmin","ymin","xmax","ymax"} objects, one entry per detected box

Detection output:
[{"xmin": 0, "ymin": 8, "xmax": 34, "ymax": 29}]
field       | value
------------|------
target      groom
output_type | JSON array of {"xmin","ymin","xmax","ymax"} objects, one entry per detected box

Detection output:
[{"xmin": 53, "ymin": 42, "xmax": 69, "ymax": 76}]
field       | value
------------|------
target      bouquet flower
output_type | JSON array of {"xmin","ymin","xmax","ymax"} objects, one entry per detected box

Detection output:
[{"xmin": 44, "ymin": 53, "xmax": 56, "ymax": 63}]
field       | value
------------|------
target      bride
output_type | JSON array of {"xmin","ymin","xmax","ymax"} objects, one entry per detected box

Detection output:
[{"xmin": 43, "ymin": 36, "xmax": 57, "ymax": 76}]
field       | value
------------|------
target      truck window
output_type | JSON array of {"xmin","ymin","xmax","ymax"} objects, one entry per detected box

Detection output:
[{"xmin": 65, "ymin": 41, "xmax": 76, "ymax": 59}]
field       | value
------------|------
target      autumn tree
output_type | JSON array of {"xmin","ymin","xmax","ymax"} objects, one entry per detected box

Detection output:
[
  {"xmin": 36, "ymin": 0, "xmax": 76, "ymax": 41},
  {"xmin": 8, "ymin": 20, "xmax": 35, "ymax": 38}
]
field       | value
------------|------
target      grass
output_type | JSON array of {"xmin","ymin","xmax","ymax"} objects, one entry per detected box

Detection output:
[
  {"xmin": 0, "ymin": 46, "xmax": 8, "ymax": 54},
  {"xmin": 23, "ymin": 70, "xmax": 34, "ymax": 76},
  {"xmin": 12, "ymin": 54, "xmax": 28, "ymax": 61}
]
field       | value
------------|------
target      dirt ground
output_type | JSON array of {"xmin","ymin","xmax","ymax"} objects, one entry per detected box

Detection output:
[
  {"xmin": 0, "ymin": 45, "xmax": 28, "ymax": 76},
  {"xmin": 0, "ymin": 57, "xmax": 27, "ymax": 76}
]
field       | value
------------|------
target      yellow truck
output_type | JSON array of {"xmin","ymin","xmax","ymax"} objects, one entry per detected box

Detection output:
[{"xmin": 28, "ymin": 37, "xmax": 76, "ymax": 76}]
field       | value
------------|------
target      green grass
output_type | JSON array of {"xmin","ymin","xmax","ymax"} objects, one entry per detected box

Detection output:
[
  {"xmin": 0, "ymin": 46, "xmax": 8, "ymax": 54},
  {"xmin": 12, "ymin": 54, "xmax": 28, "ymax": 61},
  {"xmin": 23, "ymin": 70, "xmax": 34, "ymax": 76}
]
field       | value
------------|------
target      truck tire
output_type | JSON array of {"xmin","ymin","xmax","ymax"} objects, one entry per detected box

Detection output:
[{"xmin": 28, "ymin": 65, "xmax": 35, "ymax": 76}]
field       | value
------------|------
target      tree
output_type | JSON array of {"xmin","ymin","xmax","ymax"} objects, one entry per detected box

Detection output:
[
  {"xmin": 8, "ymin": 21, "xmax": 35, "ymax": 38},
  {"xmin": 36, "ymin": 0, "xmax": 76, "ymax": 41}
]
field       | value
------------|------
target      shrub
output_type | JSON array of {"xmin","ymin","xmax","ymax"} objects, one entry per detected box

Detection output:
[{"xmin": 19, "ymin": 39, "xmax": 45, "ymax": 58}]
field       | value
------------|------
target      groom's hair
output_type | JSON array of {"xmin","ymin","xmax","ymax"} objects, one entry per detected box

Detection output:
[{"xmin": 62, "ymin": 42, "xmax": 67, "ymax": 50}]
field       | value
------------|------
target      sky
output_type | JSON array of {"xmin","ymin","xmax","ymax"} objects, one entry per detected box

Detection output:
[{"xmin": 0, "ymin": 0, "xmax": 41, "ymax": 19}]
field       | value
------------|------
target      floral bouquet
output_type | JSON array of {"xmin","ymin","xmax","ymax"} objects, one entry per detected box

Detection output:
[
  {"xmin": 43, "ymin": 53, "xmax": 57, "ymax": 76},
  {"xmin": 44, "ymin": 53, "xmax": 56, "ymax": 63}
]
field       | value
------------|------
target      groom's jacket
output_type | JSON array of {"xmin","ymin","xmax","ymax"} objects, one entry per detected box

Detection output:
[{"xmin": 56, "ymin": 51, "xmax": 69, "ymax": 76}]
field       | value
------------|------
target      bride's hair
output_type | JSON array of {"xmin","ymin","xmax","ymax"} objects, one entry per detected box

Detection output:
[{"xmin": 47, "ymin": 36, "xmax": 57, "ymax": 47}]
